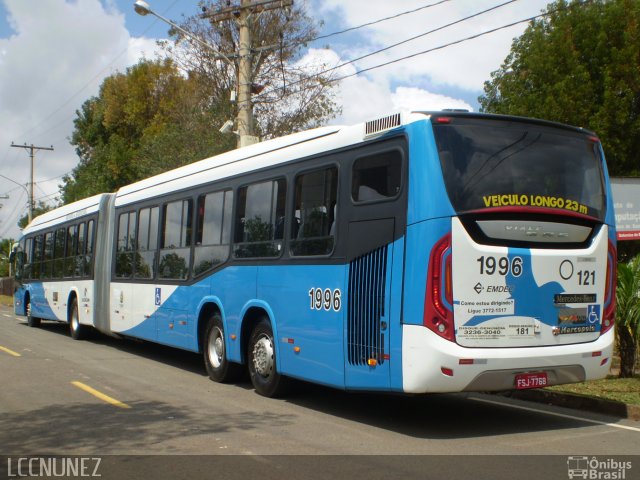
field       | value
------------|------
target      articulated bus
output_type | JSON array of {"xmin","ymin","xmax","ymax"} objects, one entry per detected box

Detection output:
[{"xmin": 12, "ymin": 111, "xmax": 617, "ymax": 397}]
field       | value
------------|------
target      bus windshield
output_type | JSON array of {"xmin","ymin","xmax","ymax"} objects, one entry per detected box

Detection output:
[{"xmin": 433, "ymin": 117, "xmax": 606, "ymax": 220}]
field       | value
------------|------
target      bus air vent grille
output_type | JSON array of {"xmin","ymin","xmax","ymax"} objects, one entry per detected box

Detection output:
[
  {"xmin": 347, "ymin": 245, "xmax": 387, "ymax": 366},
  {"xmin": 364, "ymin": 113, "xmax": 401, "ymax": 137}
]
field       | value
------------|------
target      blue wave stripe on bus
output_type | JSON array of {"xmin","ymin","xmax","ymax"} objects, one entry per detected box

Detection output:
[{"xmin": 460, "ymin": 248, "xmax": 565, "ymax": 328}]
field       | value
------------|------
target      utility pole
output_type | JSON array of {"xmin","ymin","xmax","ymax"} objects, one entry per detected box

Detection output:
[
  {"xmin": 10, "ymin": 142, "xmax": 54, "ymax": 224},
  {"xmin": 202, "ymin": 0, "xmax": 293, "ymax": 148}
]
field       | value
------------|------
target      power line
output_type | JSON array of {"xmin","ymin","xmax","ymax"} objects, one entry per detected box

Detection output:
[
  {"xmin": 309, "ymin": 0, "xmax": 451, "ymax": 43},
  {"xmin": 0, "ymin": 190, "xmax": 27, "ymax": 238},
  {"xmin": 329, "ymin": 3, "xmax": 576, "ymax": 84},
  {"xmin": 254, "ymin": 0, "xmax": 520, "ymax": 102}
]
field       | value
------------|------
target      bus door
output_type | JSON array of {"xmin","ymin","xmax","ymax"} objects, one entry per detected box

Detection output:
[{"xmin": 343, "ymin": 140, "xmax": 407, "ymax": 390}]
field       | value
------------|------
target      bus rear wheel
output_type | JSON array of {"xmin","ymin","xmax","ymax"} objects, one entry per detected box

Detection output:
[
  {"xmin": 204, "ymin": 314, "xmax": 242, "ymax": 383},
  {"xmin": 69, "ymin": 298, "xmax": 88, "ymax": 340},
  {"xmin": 247, "ymin": 318, "xmax": 289, "ymax": 397},
  {"xmin": 26, "ymin": 299, "xmax": 40, "ymax": 328}
]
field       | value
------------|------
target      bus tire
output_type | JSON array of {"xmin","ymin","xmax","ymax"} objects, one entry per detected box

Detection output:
[
  {"xmin": 69, "ymin": 298, "xmax": 88, "ymax": 340},
  {"xmin": 26, "ymin": 299, "xmax": 41, "ymax": 328},
  {"xmin": 204, "ymin": 314, "xmax": 242, "ymax": 383},
  {"xmin": 247, "ymin": 317, "xmax": 289, "ymax": 398}
]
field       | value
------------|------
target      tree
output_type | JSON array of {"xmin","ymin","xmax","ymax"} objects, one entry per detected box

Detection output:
[
  {"xmin": 616, "ymin": 255, "xmax": 640, "ymax": 377},
  {"xmin": 17, "ymin": 201, "xmax": 54, "ymax": 230},
  {"xmin": 479, "ymin": 0, "xmax": 640, "ymax": 177},
  {"xmin": 163, "ymin": 0, "xmax": 340, "ymax": 140},
  {"xmin": 62, "ymin": 58, "xmax": 235, "ymax": 203},
  {"xmin": 0, "ymin": 238, "xmax": 14, "ymax": 277}
]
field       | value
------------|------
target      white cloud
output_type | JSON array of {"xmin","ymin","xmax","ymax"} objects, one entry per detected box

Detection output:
[
  {"xmin": 0, "ymin": 0, "xmax": 161, "ymax": 238},
  {"xmin": 314, "ymin": 0, "xmax": 548, "ymax": 91},
  {"xmin": 297, "ymin": 47, "xmax": 471, "ymax": 127},
  {"xmin": 391, "ymin": 86, "xmax": 471, "ymax": 112}
]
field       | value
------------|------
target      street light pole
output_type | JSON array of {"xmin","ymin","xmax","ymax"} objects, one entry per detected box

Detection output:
[
  {"xmin": 134, "ymin": 0, "xmax": 258, "ymax": 148},
  {"xmin": 201, "ymin": 0, "xmax": 292, "ymax": 148},
  {"xmin": 133, "ymin": 1, "xmax": 233, "ymax": 65},
  {"xmin": 10, "ymin": 142, "xmax": 54, "ymax": 224},
  {"xmin": 236, "ymin": 0, "xmax": 258, "ymax": 147}
]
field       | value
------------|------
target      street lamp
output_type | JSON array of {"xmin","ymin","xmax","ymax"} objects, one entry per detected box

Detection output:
[
  {"xmin": 133, "ymin": 0, "xmax": 258, "ymax": 147},
  {"xmin": 0, "ymin": 173, "xmax": 31, "ymax": 224}
]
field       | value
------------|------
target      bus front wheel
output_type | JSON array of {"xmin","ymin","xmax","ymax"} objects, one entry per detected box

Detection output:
[
  {"xmin": 247, "ymin": 318, "xmax": 289, "ymax": 397},
  {"xmin": 204, "ymin": 314, "xmax": 242, "ymax": 383}
]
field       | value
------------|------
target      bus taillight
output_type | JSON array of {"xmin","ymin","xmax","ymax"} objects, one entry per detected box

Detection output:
[
  {"xmin": 601, "ymin": 240, "xmax": 617, "ymax": 335},
  {"xmin": 424, "ymin": 234, "xmax": 454, "ymax": 342}
]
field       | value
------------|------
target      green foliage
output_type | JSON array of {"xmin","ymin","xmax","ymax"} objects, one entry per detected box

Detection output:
[
  {"xmin": 616, "ymin": 255, "xmax": 640, "ymax": 377},
  {"xmin": 62, "ymin": 58, "xmax": 235, "ymax": 203},
  {"xmin": 17, "ymin": 201, "xmax": 55, "ymax": 230},
  {"xmin": 0, "ymin": 238, "xmax": 14, "ymax": 277},
  {"xmin": 62, "ymin": 4, "xmax": 338, "ymax": 205},
  {"xmin": 479, "ymin": 0, "xmax": 640, "ymax": 176}
]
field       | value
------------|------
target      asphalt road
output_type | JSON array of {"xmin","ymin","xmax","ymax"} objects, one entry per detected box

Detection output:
[{"xmin": 1, "ymin": 304, "xmax": 638, "ymax": 479}]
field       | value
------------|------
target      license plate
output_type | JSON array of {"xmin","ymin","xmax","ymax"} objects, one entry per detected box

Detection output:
[{"xmin": 515, "ymin": 372, "xmax": 548, "ymax": 389}]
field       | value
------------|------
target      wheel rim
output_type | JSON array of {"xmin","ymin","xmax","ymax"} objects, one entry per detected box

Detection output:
[
  {"xmin": 207, "ymin": 327, "xmax": 224, "ymax": 369},
  {"xmin": 71, "ymin": 307, "xmax": 79, "ymax": 331},
  {"xmin": 252, "ymin": 334, "xmax": 274, "ymax": 377},
  {"xmin": 27, "ymin": 302, "xmax": 31, "ymax": 318}
]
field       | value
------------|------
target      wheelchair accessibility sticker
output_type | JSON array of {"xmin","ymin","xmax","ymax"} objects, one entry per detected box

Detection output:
[{"xmin": 587, "ymin": 305, "xmax": 600, "ymax": 324}]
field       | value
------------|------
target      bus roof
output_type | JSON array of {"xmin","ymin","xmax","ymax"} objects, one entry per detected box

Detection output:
[
  {"xmin": 419, "ymin": 110, "xmax": 597, "ymax": 137},
  {"xmin": 22, "ymin": 193, "xmax": 111, "ymax": 235},
  {"xmin": 23, "ymin": 110, "xmax": 597, "ymax": 229},
  {"xmin": 114, "ymin": 111, "xmax": 432, "ymax": 207}
]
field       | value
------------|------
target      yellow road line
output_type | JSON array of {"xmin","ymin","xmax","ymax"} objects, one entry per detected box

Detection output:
[
  {"xmin": 71, "ymin": 381, "xmax": 131, "ymax": 409},
  {"xmin": 0, "ymin": 345, "xmax": 21, "ymax": 357}
]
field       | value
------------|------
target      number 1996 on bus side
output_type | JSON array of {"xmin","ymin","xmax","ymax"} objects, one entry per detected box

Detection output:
[{"xmin": 309, "ymin": 288, "xmax": 342, "ymax": 312}]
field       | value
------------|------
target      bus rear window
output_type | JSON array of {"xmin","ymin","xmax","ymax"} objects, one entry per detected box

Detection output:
[{"xmin": 432, "ymin": 118, "xmax": 606, "ymax": 220}]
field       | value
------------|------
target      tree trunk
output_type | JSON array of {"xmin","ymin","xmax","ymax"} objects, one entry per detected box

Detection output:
[{"xmin": 617, "ymin": 327, "xmax": 638, "ymax": 378}]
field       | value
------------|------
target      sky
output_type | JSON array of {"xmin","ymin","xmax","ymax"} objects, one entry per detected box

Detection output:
[{"xmin": 0, "ymin": 0, "xmax": 551, "ymax": 239}]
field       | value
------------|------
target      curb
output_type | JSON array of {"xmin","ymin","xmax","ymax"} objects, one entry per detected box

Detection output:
[{"xmin": 500, "ymin": 389, "xmax": 640, "ymax": 421}]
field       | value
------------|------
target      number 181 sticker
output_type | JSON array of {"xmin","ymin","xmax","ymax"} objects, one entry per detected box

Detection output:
[{"xmin": 309, "ymin": 288, "xmax": 341, "ymax": 312}]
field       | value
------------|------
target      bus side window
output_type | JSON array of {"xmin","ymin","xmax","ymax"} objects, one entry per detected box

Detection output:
[
  {"xmin": 75, "ymin": 223, "xmax": 85, "ymax": 278},
  {"xmin": 64, "ymin": 225, "xmax": 77, "ymax": 278},
  {"xmin": 290, "ymin": 166, "xmax": 337, "ymax": 256},
  {"xmin": 233, "ymin": 178, "xmax": 286, "ymax": 259},
  {"xmin": 134, "ymin": 207, "xmax": 159, "ymax": 280},
  {"xmin": 32, "ymin": 234, "xmax": 43, "ymax": 279},
  {"xmin": 23, "ymin": 237, "xmax": 32, "ymax": 280},
  {"xmin": 53, "ymin": 227, "xmax": 66, "ymax": 279},
  {"xmin": 159, "ymin": 199, "xmax": 192, "ymax": 280},
  {"xmin": 85, "ymin": 219, "xmax": 95, "ymax": 277},
  {"xmin": 43, "ymin": 232, "xmax": 54, "ymax": 280},
  {"xmin": 352, "ymin": 150, "xmax": 402, "ymax": 203},
  {"xmin": 194, "ymin": 190, "xmax": 232, "ymax": 276},
  {"xmin": 115, "ymin": 212, "xmax": 136, "ymax": 279}
]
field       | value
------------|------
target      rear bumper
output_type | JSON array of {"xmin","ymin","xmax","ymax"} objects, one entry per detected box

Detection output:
[{"xmin": 402, "ymin": 325, "xmax": 614, "ymax": 393}]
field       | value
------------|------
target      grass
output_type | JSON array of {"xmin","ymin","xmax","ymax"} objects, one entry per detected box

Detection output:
[
  {"xmin": 547, "ymin": 374, "xmax": 640, "ymax": 406},
  {"xmin": 0, "ymin": 294, "xmax": 13, "ymax": 307}
]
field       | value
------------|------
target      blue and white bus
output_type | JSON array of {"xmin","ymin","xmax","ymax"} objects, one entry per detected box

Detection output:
[{"xmin": 12, "ymin": 111, "xmax": 617, "ymax": 397}]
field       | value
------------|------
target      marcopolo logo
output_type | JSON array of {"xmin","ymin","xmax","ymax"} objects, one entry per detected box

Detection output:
[
  {"xmin": 6, "ymin": 457, "xmax": 102, "ymax": 477},
  {"xmin": 567, "ymin": 456, "xmax": 632, "ymax": 479}
]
